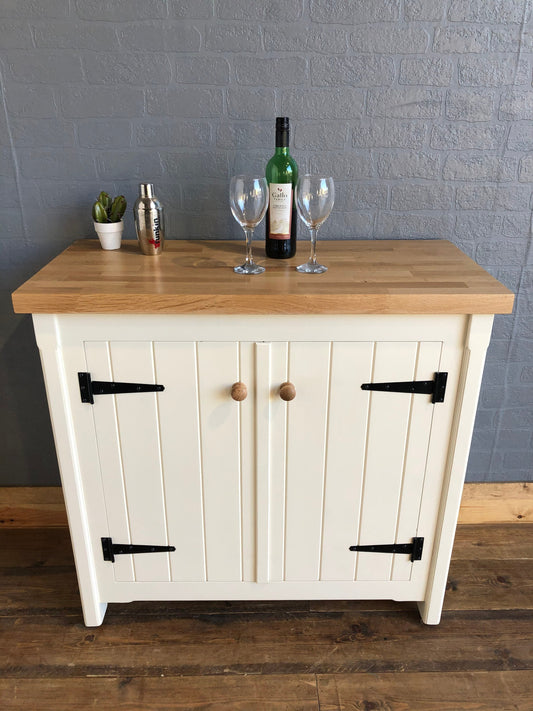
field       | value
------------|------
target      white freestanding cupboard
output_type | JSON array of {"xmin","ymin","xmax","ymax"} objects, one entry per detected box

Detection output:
[{"xmin": 12, "ymin": 240, "xmax": 513, "ymax": 626}]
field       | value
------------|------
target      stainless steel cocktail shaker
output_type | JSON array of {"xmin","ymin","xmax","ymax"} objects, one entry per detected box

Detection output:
[{"xmin": 133, "ymin": 183, "xmax": 165, "ymax": 255}]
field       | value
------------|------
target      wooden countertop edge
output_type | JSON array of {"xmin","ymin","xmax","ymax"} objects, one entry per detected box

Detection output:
[
  {"xmin": 12, "ymin": 291, "xmax": 515, "ymax": 315},
  {"xmin": 11, "ymin": 239, "xmax": 515, "ymax": 315}
]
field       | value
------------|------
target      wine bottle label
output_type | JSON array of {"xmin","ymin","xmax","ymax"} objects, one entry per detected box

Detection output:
[{"xmin": 268, "ymin": 183, "xmax": 292, "ymax": 240}]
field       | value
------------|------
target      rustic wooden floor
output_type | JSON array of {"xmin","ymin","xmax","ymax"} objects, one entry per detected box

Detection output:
[{"xmin": 0, "ymin": 524, "xmax": 532, "ymax": 710}]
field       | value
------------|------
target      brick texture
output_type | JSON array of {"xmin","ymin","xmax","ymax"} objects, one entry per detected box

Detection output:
[{"xmin": 0, "ymin": 0, "xmax": 532, "ymax": 485}]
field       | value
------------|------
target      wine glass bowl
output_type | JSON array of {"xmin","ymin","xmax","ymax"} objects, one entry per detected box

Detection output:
[
  {"xmin": 295, "ymin": 175, "xmax": 335, "ymax": 274},
  {"xmin": 230, "ymin": 175, "xmax": 268, "ymax": 275}
]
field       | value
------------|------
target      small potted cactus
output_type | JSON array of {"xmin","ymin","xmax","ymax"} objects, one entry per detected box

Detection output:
[{"xmin": 92, "ymin": 191, "xmax": 127, "ymax": 250}]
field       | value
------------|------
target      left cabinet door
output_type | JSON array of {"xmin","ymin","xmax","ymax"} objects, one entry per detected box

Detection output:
[{"xmin": 84, "ymin": 340, "xmax": 255, "ymax": 584}]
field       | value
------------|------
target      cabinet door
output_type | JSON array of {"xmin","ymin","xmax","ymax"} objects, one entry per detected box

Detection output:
[
  {"xmin": 269, "ymin": 340, "xmax": 442, "ymax": 583},
  {"xmin": 84, "ymin": 340, "xmax": 254, "ymax": 584}
]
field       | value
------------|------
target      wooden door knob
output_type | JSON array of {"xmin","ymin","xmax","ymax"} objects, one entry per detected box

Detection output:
[
  {"xmin": 231, "ymin": 382, "xmax": 247, "ymax": 401},
  {"xmin": 279, "ymin": 382, "xmax": 296, "ymax": 401}
]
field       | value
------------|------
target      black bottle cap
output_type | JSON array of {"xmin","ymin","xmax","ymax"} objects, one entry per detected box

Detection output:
[{"xmin": 275, "ymin": 117, "xmax": 290, "ymax": 147}]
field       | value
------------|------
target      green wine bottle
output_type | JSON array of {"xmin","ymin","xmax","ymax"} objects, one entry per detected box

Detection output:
[{"xmin": 265, "ymin": 117, "xmax": 298, "ymax": 259}]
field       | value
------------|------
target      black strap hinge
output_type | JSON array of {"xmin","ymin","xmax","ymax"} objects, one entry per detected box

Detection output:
[
  {"xmin": 361, "ymin": 372, "xmax": 448, "ymax": 403},
  {"xmin": 79, "ymin": 372, "xmax": 164, "ymax": 404},
  {"xmin": 349, "ymin": 537, "xmax": 424, "ymax": 562},
  {"xmin": 101, "ymin": 537, "xmax": 176, "ymax": 563}
]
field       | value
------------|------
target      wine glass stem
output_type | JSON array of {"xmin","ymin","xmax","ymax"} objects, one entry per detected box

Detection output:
[
  {"xmin": 244, "ymin": 227, "xmax": 254, "ymax": 264},
  {"xmin": 309, "ymin": 227, "xmax": 318, "ymax": 265}
]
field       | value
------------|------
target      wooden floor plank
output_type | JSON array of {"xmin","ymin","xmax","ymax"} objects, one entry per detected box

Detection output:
[
  {"xmin": 443, "ymin": 558, "xmax": 533, "ymax": 610},
  {"xmin": 0, "ymin": 569, "xmax": 82, "ymax": 616},
  {"xmin": 0, "ymin": 487, "xmax": 68, "ymax": 528},
  {"xmin": 2, "ymin": 609, "xmax": 532, "ymax": 677},
  {"xmin": 0, "ymin": 675, "xmax": 319, "ymax": 711},
  {"xmin": 451, "ymin": 523, "xmax": 533, "ymax": 559},
  {"xmin": 0, "ymin": 528, "xmax": 75, "ymax": 568},
  {"xmin": 459, "ymin": 482, "xmax": 533, "ymax": 525},
  {"xmin": 317, "ymin": 670, "xmax": 533, "ymax": 711}
]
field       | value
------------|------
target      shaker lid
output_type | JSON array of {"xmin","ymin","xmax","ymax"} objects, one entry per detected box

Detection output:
[{"xmin": 139, "ymin": 183, "xmax": 154, "ymax": 198}]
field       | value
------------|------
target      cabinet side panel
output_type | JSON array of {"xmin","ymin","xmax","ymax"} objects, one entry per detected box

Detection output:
[
  {"xmin": 35, "ymin": 316, "xmax": 108, "ymax": 625},
  {"xmin": 419, "ymin": 315, "xmax": 494, "ymax": 624},
  {"xmin": 355, "ymin": 342, "xmax": 418, "ymax": 581},
  {"xmin": 284, "ymin": 342, "xmax": 331, "ymax": 582},
  {"xmin": 108, "ymin": 342, "xmax": 171, "ymax": 582},
  {"xmin": 197, "ymin": 342, "xmax": 242, "ymax": 582},
  {"xmin": 84, "ymin": 342, "xmax": 134, "ymax": 582},
  {"xmin": 154, "ymin": 342, "xmax": 206, "ymax": 582},
  {"xmin": 320, "ymin": 342, "xmax": 373, "ymax": 581}
]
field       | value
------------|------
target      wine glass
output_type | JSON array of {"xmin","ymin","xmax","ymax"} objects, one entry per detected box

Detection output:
[
  {"xmin": 296, "ymin": 175, "xmax": 335, "ymax": 274},
  {"xmin": 230, "ymin": 175, "xmax": 269, "ymax": 275}
]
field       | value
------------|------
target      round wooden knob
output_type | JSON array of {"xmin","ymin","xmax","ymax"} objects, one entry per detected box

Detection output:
[
  {"xmin": 279, "ymin": 382, "xmax": 296, "ymax": 401},
  {"xmin": 231, "ymin": 382, "xmax": 247, "ymax": 401}
]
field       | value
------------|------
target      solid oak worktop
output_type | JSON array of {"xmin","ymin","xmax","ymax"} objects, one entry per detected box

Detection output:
[{"xmin": 12, "ymin": 239, "xmax": 514, "ymax": 315}]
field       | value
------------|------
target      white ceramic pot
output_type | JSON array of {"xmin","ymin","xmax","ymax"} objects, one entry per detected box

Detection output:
[{"xmin": 94, "ymin": 220, "xmax": 124, "ymax": 250}]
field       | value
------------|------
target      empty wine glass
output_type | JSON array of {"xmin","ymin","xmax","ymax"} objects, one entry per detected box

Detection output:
[
  {"xmin": 230, "ymin": 175, "xmax": 269, "ymax": 275},
  {"xmin": 296, "ymin": 175, "xmax": 335, "ymax": 274}
]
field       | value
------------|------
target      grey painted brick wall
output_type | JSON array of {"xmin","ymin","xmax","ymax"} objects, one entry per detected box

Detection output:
[{"xmin": 0, "ymin": 0, "xmax": 532, "ymax": 485}]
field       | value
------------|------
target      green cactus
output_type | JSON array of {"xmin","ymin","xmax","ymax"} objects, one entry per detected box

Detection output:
[
  {"xmin": 98, "ymin": 191, "xmax": 112, "ymax": 213},
  {"xmin": 92, "ymin": 191, "xmax": 127, "ymax": 223},
  {"xmin": 92, "ymin": 200, "xmax": 108, "ymax": 223},
  {"xmin": 109, "ymin": 195, "xmax": 127, "ymax": 223}
]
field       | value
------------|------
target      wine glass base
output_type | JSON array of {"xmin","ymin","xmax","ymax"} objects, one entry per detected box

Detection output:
[
  {"xmin": 234, "ymin": 263, "xmax": 265, "ymax": 275},
  {"xmin": 296, "ymin": 262, "xmax": 328, "ymax": 274}
]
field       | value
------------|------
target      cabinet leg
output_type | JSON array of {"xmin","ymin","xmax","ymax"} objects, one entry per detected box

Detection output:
[
  {"xmin": 81, "ymin": 600, "xmax": 108, "ymax": 627},
  {"xmin": 417, "ymin": 598, "xmax": 442, "ymax": 625}
]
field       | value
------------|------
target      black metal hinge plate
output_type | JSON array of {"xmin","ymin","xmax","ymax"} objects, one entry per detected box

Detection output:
[
  {"xmin": 349, "ymin": 537, "xmax": 424, "ymax": 562},
  {"xmin": 361, "ymin": 372, "xmax": 448, "ymax": 403},
  {"xmin": 101, "ymin": 537, "xmax": 176, "ymax": 563},
  {"xmin": 79, "ymin": 372, "xmax": 164, "ymax": 404}
]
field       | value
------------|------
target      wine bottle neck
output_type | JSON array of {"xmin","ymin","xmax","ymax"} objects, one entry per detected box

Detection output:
[
  {"xmin": 275, "ymin": 121, "xmax": 290, "ymax": 148},
  {"xmin": 274, "ymin": 145, "xmax": 290, "ymax": 155}
]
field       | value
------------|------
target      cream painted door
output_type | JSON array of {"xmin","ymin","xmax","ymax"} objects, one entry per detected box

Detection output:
[
  {"xmin": 267, "ymin": 340, "xmax": 443, "ymax": 584},
  {"xmin": 84, "ymin": 340, "xmax": 255, "ymax": 584}
]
